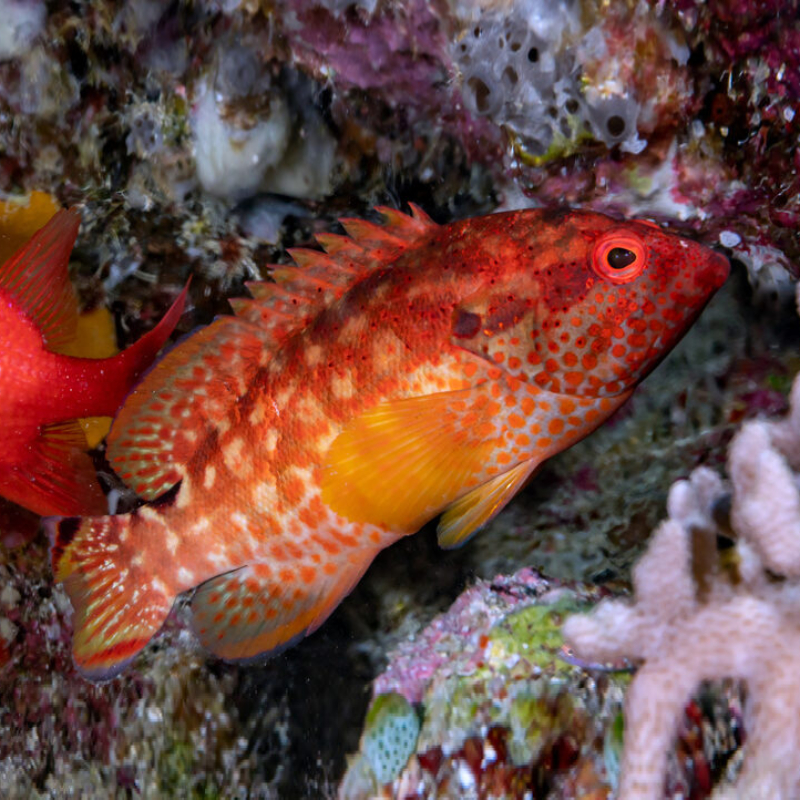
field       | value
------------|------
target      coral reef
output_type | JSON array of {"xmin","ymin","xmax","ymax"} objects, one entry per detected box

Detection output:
[
  {"xmin": 0, "ymin": 0, "xmax": 798, "ymax": 796},
  {"xmin": 564, "ymin": 367, "xmax": 800, "ymax": 798},
  {"xmin": 340, "ymin": 567, "xmax": 745, "ymax": 798}
]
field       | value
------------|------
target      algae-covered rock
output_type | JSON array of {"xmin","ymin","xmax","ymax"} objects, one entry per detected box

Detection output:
[
  {"xmin": 340, "ymin": 571, "xmax": 626, "ymax": 798},
  {"xmin": 342, "ymin": 568, "xmax": 745, "ymax": 798}
]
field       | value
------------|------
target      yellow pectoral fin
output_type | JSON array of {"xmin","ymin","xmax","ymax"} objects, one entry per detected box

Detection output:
[
  {"xmin": 437, "ymin": 459, "xmax": 539, "ymax": 548},
  {"xmin": 321, "ymin": 389, "xmax": 503, "ymax": 534}
]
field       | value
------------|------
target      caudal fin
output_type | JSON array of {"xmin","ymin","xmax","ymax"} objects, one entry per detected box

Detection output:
[
  {"xmin": 47, "ymin": 513, "xmax": 174, "ymax": 679},
  {"xmin": 101, "ymin": 282, "xmax": 190, "ymax": 409}
]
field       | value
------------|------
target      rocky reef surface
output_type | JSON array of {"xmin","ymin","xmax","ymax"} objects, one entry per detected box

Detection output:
[{"xmin": 0, "ymin": 0, "xmax": 798, "ymax": 797}]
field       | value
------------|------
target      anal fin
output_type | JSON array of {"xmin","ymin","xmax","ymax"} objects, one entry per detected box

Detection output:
[
  {"xmin": 190, "ymin": 552, "xmax": 377, "ymax": 662},
  {"xmin": 437, "ymin": 459, "xmax": 539, "ymax": 548}
]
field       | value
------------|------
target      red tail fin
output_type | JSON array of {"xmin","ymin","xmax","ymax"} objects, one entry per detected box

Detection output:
[
  {"xmin": 47, "ymin": 512, "xmax": 174, "ymax": 679},
  {"xmin": 101, "ymin": 282, "xmax": 190, "ymax": 408},
  {"xmin": 61, "ymin": 282, "xmax": 191, "ymax": 417}
]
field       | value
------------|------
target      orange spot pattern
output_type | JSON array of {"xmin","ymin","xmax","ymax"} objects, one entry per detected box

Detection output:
[{"xmin": 66, "ymin": 206, "xmax": 727, "ymax": 671}]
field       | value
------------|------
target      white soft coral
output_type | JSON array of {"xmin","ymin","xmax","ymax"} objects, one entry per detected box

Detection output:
[{"xmin": 564, "ymin": 374, "xmax": 800, "ymax": 800}]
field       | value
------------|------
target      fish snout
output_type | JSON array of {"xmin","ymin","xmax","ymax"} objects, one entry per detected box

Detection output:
[{"xmin": 700, "ymin": 250, "xmax": 731, "ymax": 291}]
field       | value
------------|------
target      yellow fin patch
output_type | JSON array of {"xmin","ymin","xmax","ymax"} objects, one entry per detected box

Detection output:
[
  {"xmin": 437, "ymin": 459, "xmax": 539, "ymax": 548},
  {"xmin": 321, "ymin": 388, "xmax": 503, "ymax": 534},
  {"xmin": 0, "ymin": 190, "xmax": 60, "ymax": 263},
  {"xmin": 63, "ymin": 306, "xmax": 119, "ymax": 447}
]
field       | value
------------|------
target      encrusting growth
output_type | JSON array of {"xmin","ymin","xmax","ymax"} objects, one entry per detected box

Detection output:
[{"xmin": 564, "ymin": 362, "xmax": 800, "ymax": 799}]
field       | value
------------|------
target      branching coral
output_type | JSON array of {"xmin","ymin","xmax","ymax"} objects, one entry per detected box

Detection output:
[{"xmin": 564, "ymin": 365, "xmax": 800, "ymax": 799}]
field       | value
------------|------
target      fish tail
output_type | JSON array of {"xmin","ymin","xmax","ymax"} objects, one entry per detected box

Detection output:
[
  {"xmin": 101, "ymin": 281, "xmax": 190, "ymax": 408},
  {"xmin": 47, "ymin": 512, "xmax": 174, "ymax": 679}
]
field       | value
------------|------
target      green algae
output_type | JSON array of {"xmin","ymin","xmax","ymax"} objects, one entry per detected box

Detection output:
[{"xmin": 489, "ymin": 596, "xmax": 591, "ymax": 677}]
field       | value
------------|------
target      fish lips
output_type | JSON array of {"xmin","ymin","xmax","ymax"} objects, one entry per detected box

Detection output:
[{"xmin": 701, "ymin": 250, "xmax": 731, "ymax": 292}]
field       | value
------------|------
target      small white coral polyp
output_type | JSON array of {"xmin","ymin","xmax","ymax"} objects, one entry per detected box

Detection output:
[{"xmin": 564, "ymin": 371, "xmax": 800, "ymax": 799}]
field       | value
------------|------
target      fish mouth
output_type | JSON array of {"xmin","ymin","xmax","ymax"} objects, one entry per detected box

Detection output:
[{"xmin": 702, "ymin": 250, "xmax": 731, "ymax": 291}]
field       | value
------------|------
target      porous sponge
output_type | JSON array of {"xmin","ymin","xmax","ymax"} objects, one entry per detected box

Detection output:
[
  {"xmin": 452, "ymin": 0, "xmax": 687, "ymax": 161},
  {"xmin": 453, "ymin": 4, "xmax": 594, "ymax": 159}
]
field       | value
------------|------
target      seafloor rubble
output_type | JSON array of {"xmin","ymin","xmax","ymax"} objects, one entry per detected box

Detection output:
[{"xmin": 0, "ymin": 0, "xmax": 798, "ymax": 797}]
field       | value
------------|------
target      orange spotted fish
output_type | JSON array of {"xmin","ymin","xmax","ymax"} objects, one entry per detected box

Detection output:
[
  {"xmin": 49, "ymin": 206, "xmax": 729, "ymax": 678},
  {"xmin": 0, "ymin": 208, "xmax": 187, "ymax": 517}
]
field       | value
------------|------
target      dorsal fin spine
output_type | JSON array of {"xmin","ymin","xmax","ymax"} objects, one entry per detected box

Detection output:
[
  {"xmin": 234, "ymin": 205, "xmax": 437, "ymax": 345},
  {"xmin": 273, "ymin": 266, "xmax": 337, "ymax": 290}
]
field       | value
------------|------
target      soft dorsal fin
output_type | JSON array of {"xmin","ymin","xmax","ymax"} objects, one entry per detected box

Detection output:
[
  {"xmin": 0, "ymin": 208, "xmax": 80, "ymax": 349},
  {"xmin": 231, "ymin": 204, "xmax": 437, "ymax": 345},
  {"xmin": 106, "ymin": 316, "xmax": 272, "ymax": 500}
]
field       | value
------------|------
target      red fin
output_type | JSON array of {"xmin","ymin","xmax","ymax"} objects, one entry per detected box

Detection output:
[
  {"xmin": 0, "ymin": 208, "xmax": 80, "ymax": 350},
  {"xmin": 48, "ymin": 512, "xmax": 173, "ymax": 679},
  {"xmin": 106, "ymin": 315, "xmax": 270, "ymax": 500},
  {"xmin": 1, "ymin": 421, "xmax": 106, "ymax": 516},
  {"xmin": 232, "ymin": 205, "xmax": 438, "ymax": 345},
  {"xmin": 98, "ymin": 282, "xmax": 190, "ymax": 410},
  {"xmin": 190, "ymin": 553, "xmax": 377, "ymax": 662}
]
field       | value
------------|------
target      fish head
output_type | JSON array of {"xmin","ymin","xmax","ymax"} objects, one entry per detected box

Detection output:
[
  {"xmin": 453, "ymin": 210, "xmax": 729, "ymax": 398},
  {"xmin": 538, "ymin": 212, "xmax": 729, "ymax": 396}
]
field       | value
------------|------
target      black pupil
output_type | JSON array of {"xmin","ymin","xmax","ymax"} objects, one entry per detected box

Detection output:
[{"xmin": 607, "ymin": 247, "xmax": 636, "ymax": 270}]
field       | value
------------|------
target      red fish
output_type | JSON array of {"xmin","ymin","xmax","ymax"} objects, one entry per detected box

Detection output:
[
  {"xmin": 0, "ymin": 208, "xmax": 187, "ymax": 517},
  {"xmin": 49, "ymin": 206, "xmax": 729, "ymax": 678}
]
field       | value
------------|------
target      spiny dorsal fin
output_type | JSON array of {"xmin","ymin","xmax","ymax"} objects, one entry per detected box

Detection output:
[{"xmin": 231, "ymin": 204, "xmax": 438, "ymax": 345}]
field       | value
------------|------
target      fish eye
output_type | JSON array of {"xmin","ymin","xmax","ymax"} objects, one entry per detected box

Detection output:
[
  {"xmin": 607, "ymin": 247, "xmax": 636, "ymax": 270},
  {"xmin": 591, "ymin": 232, "xmax": 648, "ymax": 284}
]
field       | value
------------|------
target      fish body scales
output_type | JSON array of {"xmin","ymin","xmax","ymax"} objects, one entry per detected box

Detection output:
[{"xmin": 50, "ymin": 206, "xmax": 730, "ymax": 678}]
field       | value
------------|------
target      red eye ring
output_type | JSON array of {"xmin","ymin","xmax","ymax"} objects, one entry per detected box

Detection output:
[{"xmin": 591, "ymin": 231, "xmax": 648, "ymax": 284}]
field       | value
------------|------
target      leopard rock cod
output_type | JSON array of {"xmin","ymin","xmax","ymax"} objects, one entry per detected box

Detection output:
[{"xmin": 48, "ymin": 205, "xmax": 729, "ymax": 678}]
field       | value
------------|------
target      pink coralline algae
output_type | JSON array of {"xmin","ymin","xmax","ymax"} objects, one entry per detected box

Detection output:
[
  {"xmin": 373, "ymin": 568, "xmax": 570, "ymax": 705},
  {"xmin": 340, "ymin": 568, "xmax": 619, "ymax": 799}
]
